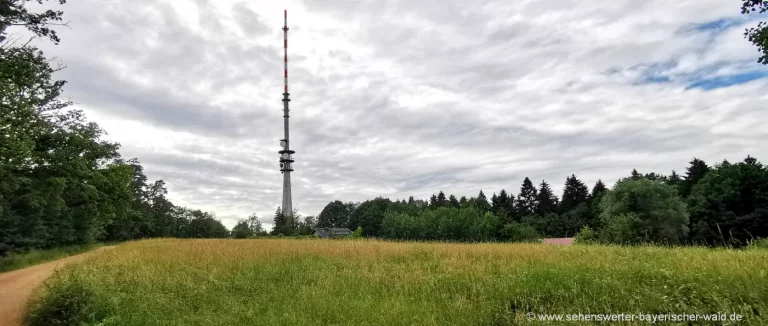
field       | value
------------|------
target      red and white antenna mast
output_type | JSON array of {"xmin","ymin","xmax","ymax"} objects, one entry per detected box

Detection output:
[
  {"xmin": 279, "ymin": 9, "xmax": 294, "ymax": 218},
  {"xmin": 283, "ymin": 9, "xmax": 289, "ymax": 94}
]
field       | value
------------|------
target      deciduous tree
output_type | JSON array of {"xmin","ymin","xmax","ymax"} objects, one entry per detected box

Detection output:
[
  {"xmin": 742, "ymin": 0, "xmax": 768, "ymax": 64},
  {"xmin": 599, "ymin": 179, "xmax": 689, "ymax": 244}
]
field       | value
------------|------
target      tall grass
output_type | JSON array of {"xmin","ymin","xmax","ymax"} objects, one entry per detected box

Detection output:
[
  {"xmin": 0, "ymin": 243, "xmax": 105, "ymax": 273},
  {"xmin": 26, "ymin": 239, "xmax": 768, "ymax": 325}
]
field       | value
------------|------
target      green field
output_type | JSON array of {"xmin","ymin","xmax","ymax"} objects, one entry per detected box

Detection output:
[{"xmin": 26, "ymin": 239, "xmax": 768, "ymax": 325}]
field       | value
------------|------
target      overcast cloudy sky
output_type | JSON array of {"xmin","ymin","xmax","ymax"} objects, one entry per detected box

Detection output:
[{"xmin": 24, "ymin": 0, "xmax": 768, "ymax": 229}]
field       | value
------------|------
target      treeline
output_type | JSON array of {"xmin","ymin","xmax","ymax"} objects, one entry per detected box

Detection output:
[
  {"xmin": 314, "ymin": 156, "xmax": 768, "ymax": 246},
  {"xmin": 0, "ymin": 1, "xmax": 229, "ymax": 255}
]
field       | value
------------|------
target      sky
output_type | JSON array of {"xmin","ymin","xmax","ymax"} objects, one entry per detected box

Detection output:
[{"xmin": 16, "ymin": 0, "xmax": 768, "ymax": 229}]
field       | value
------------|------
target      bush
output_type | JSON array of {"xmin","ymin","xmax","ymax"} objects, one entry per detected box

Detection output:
[
  {"xmin": 600, "ymin": 213, "xmax": 645, "ymax": 245},
  {"xmin": 349, "ymin": 226, "xmax": 363, "ymax": 239},
  {"xmin": 25, "ymin": 273, "xmax": 112, "ymax": 325},
  {"xmin": 381, "ymin": 207, "xmax": 503, "ymax": 242},
  {"xmin": 574, "ymin": 226, "xmax": 596, "ymax": 244},
  {"xmin": 748, "ymin": 238, "xmax": 768, "ymax": 250},
  {"xmin": 499, "ymin": 222, "xmax": 541, "ymax": 243},
  {"xmin": 599, "ymin": 179, "xmax": 689, "ymax": 245}
]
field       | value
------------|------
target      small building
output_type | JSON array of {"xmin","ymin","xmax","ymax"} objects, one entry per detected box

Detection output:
[{"xmin": 314, "ymin": 227, "xmax": 352, "ymax": 239}]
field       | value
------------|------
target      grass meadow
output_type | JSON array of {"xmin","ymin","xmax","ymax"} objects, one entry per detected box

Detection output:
[{"xmin": 26, "ymin": 239, "xmax": 768, "ymax": 325}]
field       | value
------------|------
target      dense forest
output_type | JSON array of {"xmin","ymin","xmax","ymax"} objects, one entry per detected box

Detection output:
[
  {"xmin": 3, "ymin": 1, "xmax": 768, "ymax": 254},
  {"xmin": 305, "ymin": 156, "xmax": 768, "ymax": 246},
  {"xmin": 0, "ymin": 0, "xmax": 229, "ymax": 255}
]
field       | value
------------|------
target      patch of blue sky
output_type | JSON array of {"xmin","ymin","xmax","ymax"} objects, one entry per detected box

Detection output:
[
  {"xmin": 631, "ymin": 61, "xmax": 677, "ymax": 85},
  {"xmin": 681, "ymin": 14, "xmax": 767, "ymax": 36},
  {"xmin": 641, "ymin": 75, "xmax": 671, "ymax": 84},
  {"xmin": 693, "ymin": 18, "xmax": 740, "ymax": 32},
  {"xmin": 686, "ymin": 70, "xmax": 768, "ymax": 90}
]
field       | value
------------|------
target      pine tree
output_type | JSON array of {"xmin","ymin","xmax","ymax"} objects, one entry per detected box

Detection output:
[
  {"xmin": 587, "ymin": 180, "xmax": 608, "ymax": 228},
  {"xmin": 497, "ymin": 189, "xmax": 514, "ymax": 219},
  {"xmin": 515, "ymin": 178, "xmax": 538, "ymax": 215},
  {"xmin": 459, "ymin": 196, "xmax": 468, "ymax": 206},
  {"xmin": 643, "ymin": 172, "xmax": 667, "ymax": 182},
  {"xmin": 535, "ymin": 180, "xmax": 558, "ymax": 215},
  {"xmin": 680, "ymin": 158, "xmax": 710, "ymax": 198},
  {"xmin": 667, "ymin": 171, "xmax": 682, "ymax": 191},
  {"xmin": 475, "ymin": 190, "xmax": 491, "ymax": 212},
  {"xmin": 408, "ymin": 196, "xmax": 415, "ymax": 205},
  {"xmin": 429, "ymin": 194, "xmax": 438, "ymax": 208},
  {"xmin": 437, "ymin": 191, "xmax": 448, "ymax": 207},
  {"xmin": 498, "ymin": 190, "xmax": 509, "ymax": 205},
  {"xmin": 590, "ymin": 180, "xmax": 607, "ymax": 198},
  {"xmin": 272, "ymin": 207, "xmax": 285, "ymax": 235},
  {"xmin": 448, "ymin": 194, "xmax": 460, "ymax": 208},
  {"xmin": 560, "ymin": 174, "xmax": 589, "ymax": 213},
  {"xmin": 631, "ymin": 169, "xmax": 642, "ymax": 180}
]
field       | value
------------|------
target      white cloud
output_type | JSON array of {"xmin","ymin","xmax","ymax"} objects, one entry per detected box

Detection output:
[{"xmin": 22, "ymin": 0, "xmax": 768, "ymax": 229}]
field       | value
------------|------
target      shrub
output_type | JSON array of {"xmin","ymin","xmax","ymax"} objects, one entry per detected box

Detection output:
[
  {"xmin": 381, "ymin": 207, "xmax": 502, "ymax": 242},
  {"xmin": 500, "ymin": 222, "xmax": 541, "ymax": 243},
  {"xmin": 25, "ymin": 273, "xmax": 112, "ymax": 325},
  {"xmin": 599, "ymin": 179, "xmax": 689, "ymax": 245},
  {"xmin": 600, "ymin": 213, "xmax": 645, "ymax": 245},
  {"xmin": 574, "ymin": 226, "xmax": 596, "ymax": 244},
  {"xmin": 748, "ymin": 238, "xmax": 768, "ymax": 250},
  {"xmin": 349, "ymin": 226, "xmax": 363, "ymax": 239}
]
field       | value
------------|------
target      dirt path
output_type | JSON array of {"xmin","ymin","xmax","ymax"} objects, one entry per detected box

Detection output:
[
  {"xmin": 0, "ymin": 246, "xmax": 113, "ymax": 326},
  {"xmin": 543, "ymin": 238, "xmax": 574, "ymax": 245}
]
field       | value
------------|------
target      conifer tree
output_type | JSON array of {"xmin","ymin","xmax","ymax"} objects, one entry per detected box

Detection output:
[
  {"xmin": 272, "ymin": 207, "xmax": 285, "ymax": 235},
  {"xmin": 498, "ymin": 190, "xmax": 510, "ymax": 205},
  {"xmin": 497, "ymin": 189, "xmax": 514, "ymax": 219},
  {"xmin": 535, "ymin": 180, "xmax": 558, "ymax": 215},
  {"xmin": 475, "ymin": 190, "xmax": 491, "ymax": 212},
  {"xmin": 437, "ymin": 191, "xmax": 448, "ymax": 207},
  {"xmin": 448, "ymin": 194, "xmax": 460, "ymax": 208},
  {"xmin": 590, "ymin": 180, "xmax": 607, "ymax": 198},
  {"xmin": 515, "ymin": 178, "xmax": 538, "ymax": 215},
  {"xmin": 680, "ymin": 158, "xmax": 710, "ymax": 198},
  {"xmin": 491, "ymin": 193, "xmax": 500, "ymax": 213},
  {"xmin": 429, "ymin": 194, "xmax": 438, "ymax": 208},
  {"xmin": 587, "ymin": 180, "xmax": 608, "ymax": 228},
  {"xmin": 664, "ymin": 171, "xmax": 683, "ymax": 193},
  {"xmin": 560, "ymin": 175, "xmax": 589, "ymax": 213},
  {"xmin": 643, "ymin": 172, "xmax": 667, "ymax": 182}
]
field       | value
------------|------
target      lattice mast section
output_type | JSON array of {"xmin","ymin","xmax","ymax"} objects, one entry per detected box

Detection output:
[{"xmin": 279, "ymin": 9, "xmax": 294, "ymax": 217}]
